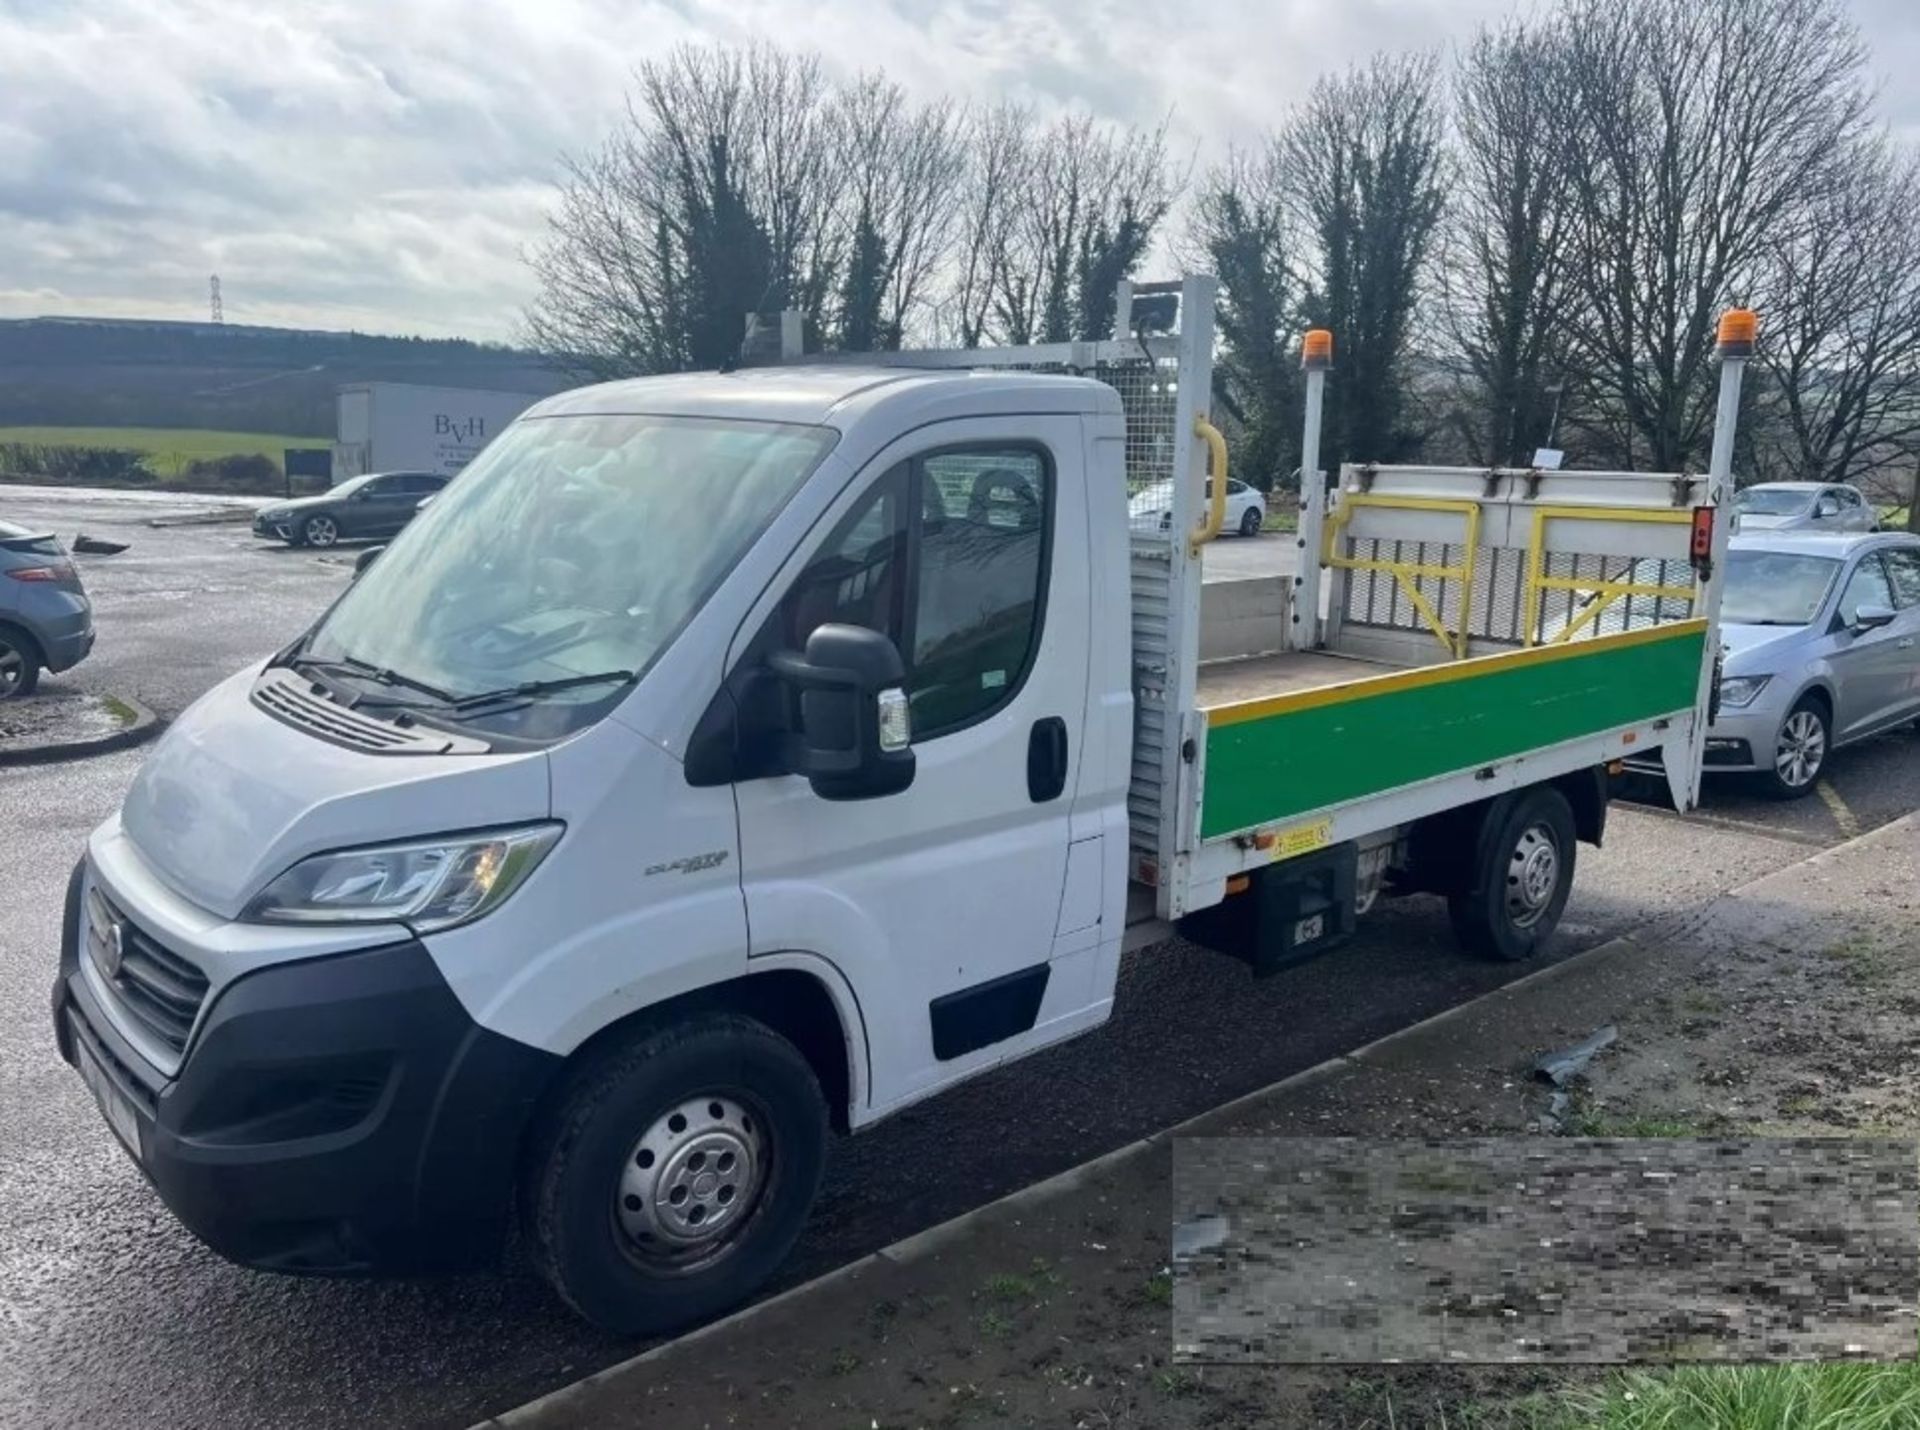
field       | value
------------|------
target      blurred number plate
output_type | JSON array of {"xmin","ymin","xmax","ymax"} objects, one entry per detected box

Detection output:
[
  {"xmin": 1294, "ymin": 913, "xmax": 1325, "ymax": 944},
  {"xmin": 74, "ymin": 1032, "xmax": 141, "ymax": 1159}
]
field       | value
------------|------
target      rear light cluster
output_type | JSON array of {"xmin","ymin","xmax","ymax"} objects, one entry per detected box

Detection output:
[{"xmin": 5, "ymin": 561, "xmax": 76, "ymax": 582}]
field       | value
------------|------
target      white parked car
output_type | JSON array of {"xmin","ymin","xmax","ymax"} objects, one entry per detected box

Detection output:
[
  {"xmin": 1128, "ymin": 477, "xmax": 1267, "ymax": 536},
  {"xmin": 1733, "ymin": 482, "xmax": 1876, "ymax": 534}
]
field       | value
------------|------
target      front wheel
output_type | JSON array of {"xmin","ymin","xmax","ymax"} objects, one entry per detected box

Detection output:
[
  {"xmin": 1239, "ymin": 507, "xmax": 1262, "ymax": 537},
  {"xmin": 1448, "ymin": 787, "xmax": 1576, "ymax": 962},
  {"xmin": 302, "ymin": 514, "xmax": 339, "ymax": 548},
  {"xmin": 521, "ymin": 1013, "xmax": 828, "ymax": 1336},
  {"xmin": 1760, "ymin": 697, "xmax": 1828, "ymax": 800}
]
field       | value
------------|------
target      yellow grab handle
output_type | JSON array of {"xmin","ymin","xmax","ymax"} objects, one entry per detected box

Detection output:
[{"xmin": 1190, "ymin": 414, "xmax": 1228, "ymax": 556}]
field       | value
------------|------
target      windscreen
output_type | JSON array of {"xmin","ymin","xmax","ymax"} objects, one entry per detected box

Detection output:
[
  {"xmin": 1721, "ymin": 549, "xmax": 1840, "ymax": 626},
  {"xmin": 1736, "ymin": 488, "xmax": 1812, "ymax": 516},
  {"xmin": 303, "ymin": 413, "xmax": 837, "ymax": 731}
]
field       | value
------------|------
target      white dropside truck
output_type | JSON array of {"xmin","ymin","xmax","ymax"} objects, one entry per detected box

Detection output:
[{"xmin": 53, "ymin": 279, "xmax": 1753, "ymax": 1333}]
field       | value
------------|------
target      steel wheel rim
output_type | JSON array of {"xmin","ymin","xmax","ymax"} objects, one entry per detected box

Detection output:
[
  {"xmin": 1504, "ymin": 822, "xmax": 1559, "ymax": 928},
  {"xmin": 0, "ymin": 642, "xmax": 21, "ymax": 697},
  {"xmin": 1776, "ymin": 710, "xmax": 1825, "ymax": 787},
  {"xmin": 307, "ymin": 516, "xmax": 337, "ymax": 546},
  {"xmin": 615, "ymin": 1093, "xmax": 770, "ymax": 1274}
]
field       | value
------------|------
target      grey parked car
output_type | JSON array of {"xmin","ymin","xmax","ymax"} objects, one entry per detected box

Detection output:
[
  {"xmin": 1733, "ymin": 481, "xmax": 1877, "ymax": 534},
  {"xmin": 1705, "ymin": 532, "xmax": 1920, "ymax": 796},
  {"xmin": 0, "ymin": 520, "xmax": 95, "ymax": 699}
]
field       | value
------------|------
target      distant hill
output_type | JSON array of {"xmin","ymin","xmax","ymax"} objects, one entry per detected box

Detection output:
[{"xmin": 0, "ymin": 316, "xmax": 572, "ymax": 436}]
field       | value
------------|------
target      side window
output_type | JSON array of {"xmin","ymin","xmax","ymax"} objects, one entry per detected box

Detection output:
[
  {"xmin": 780, "ymin": 462, "xmax": 910, "ymax": 649},
  {"xmin": 1880, "ymin": 548, "xmax": 1920, "ymax": 609},
  {"xmin": 912, "ymin": 448, "xmax": 1050, "ymax": 736},
  {"xmin": 1838, "ymin": 555, "xmax": 1894, "ymax": 625},
  {"xmin": 1838, "ymin": 488, "xmax": 1862, "ymax": 509},
  {"xmin": 1227, "ymin": 479, "xmax": 1249, "ymax": 496}
]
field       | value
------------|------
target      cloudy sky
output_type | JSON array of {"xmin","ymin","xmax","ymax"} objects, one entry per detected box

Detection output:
[{"xmin": 3, "ymin": 0, "xmax": 1917, "ymax": 342}]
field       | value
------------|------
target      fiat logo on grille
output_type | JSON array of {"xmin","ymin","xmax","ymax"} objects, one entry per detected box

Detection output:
[{"xmin": 99, "ymin": 919, "xmax": 126, "ymax": 980}]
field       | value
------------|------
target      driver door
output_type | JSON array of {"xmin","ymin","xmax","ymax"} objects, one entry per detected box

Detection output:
[
  {"xmin": 731, "ymin": 417, "xmax": 1096, "ymax": 1117},
  {"xmin": 1830, "ymin": 553, "xmax": 1906, "ymax": 738}
]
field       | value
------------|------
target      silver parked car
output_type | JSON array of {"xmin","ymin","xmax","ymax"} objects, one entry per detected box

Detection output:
[
  {"xmin": 0, "ymin": 520, "xmax": 95, "ymax": 698},
  {"xmin": 1704, "ymin": 532, "xmax": 1920, "ymax": 796},
  {"xmin": 1733, "ymin": 481, "xmax": 1877, "ymax": 534}
]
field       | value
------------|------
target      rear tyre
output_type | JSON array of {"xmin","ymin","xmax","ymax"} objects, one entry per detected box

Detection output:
[
  {"xmin": 1239, "ymin": 507, "xmax": 1262, "ymax": 537},
  {"xmin": 0, "ymin": 624, "xmax": 43, "ymax": 699},
  {"xmin": 1447, "ymin": 787, "xmax": 1576, "ymax": 962},
  {"xmin": 522, "ymin": 1013, "xmax": 828, "ymax": 1336},
  {"xmin": 1759, "ymin": 695, "xmax": 1828, "ymax": 800}
]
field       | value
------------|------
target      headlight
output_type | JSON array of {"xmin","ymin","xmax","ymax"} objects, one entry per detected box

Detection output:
[
  {"xmin": 244, "ymin": 823, "xmax": 562, "ymax": 930},
  {"xmin": 1718, "ymin": 675, "xmax": 1771, "ymax": 708}
]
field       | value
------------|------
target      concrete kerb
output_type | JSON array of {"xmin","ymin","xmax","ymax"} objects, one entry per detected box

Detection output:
[
  {"xmin": 474, "ymin": 818, "xmax": 1905, "ymax": 1430},
  {"xmin": 0, "ymin": 695, "xmax": 162, "ymax": 767}
]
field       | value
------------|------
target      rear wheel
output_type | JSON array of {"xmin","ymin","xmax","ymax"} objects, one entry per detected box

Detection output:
[
  {"xmin": 1760, "ymin": 696, "xmax": 1828, "ymax": 800},
  {"xmin": 1447, "ymin": 787, "xmax": 1576, "ymax": 962},
  {"xmin": 0, "ymin": 624, "xmax": 43, "ymax": 699},
  {"xmin": 1239, "ymin": 507, "xmax": 1262, "ymax": 537},
  {"xmin": 302, "ymin": 514, "xmax": 339, "ymax": 548},
  {"xmin": 521, "ymin": 1013, "xmax": 828, "ymax": 1336}
]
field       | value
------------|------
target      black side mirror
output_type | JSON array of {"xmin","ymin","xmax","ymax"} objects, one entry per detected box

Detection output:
[
  {"xmin": 768, "ymin": 623, "xmax": 915, "ymax": 801},
  {"xmin": 353, "ymin": 545, "xmax": 384, "ymax": 577}
]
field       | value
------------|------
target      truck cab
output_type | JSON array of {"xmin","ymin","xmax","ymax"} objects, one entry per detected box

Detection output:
[{"xmin": 55, "ymin": 365, "xmax": 1137, "ymax": 1333}]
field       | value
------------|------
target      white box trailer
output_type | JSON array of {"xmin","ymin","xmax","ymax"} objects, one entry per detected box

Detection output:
[{"xmin": 331, "ymin": 382, "xmax": 539, "ymax": 484}]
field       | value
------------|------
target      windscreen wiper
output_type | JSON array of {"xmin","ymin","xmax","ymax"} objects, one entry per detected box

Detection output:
[
  {"xmin": 440, "ymin": 669, "xmax": 639, "ymax": 712},
  {"xmin": 289, "ymin": 651, "xmax": 460, "ymax": 704}
]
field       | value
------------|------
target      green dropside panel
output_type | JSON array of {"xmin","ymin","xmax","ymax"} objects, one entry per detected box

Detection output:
[{"xmin": 1200, "ymin": 627, "xmax": 1706, "ymax": 840}]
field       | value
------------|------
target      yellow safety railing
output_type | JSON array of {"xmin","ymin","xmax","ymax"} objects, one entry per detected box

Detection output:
[
  {"xmin": 1189, "ymin": 415, "xmax": 1229, "ymax": 556},
  {"xmin": 1322, "ymin": 494, "xmax": 1481, "ymax": 658},
  {"xmin": 1522, "ymin": 505, "xmax": 1697, "ymax": 647}
]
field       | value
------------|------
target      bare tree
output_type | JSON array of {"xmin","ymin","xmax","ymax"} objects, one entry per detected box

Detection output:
[
  {"xmin": 1556, "ymin": 0, "xmax": 1872, "ymax": 470},
  {"xmin": 525, "ymin": 44, "xmax": 843, "ymax": 374},
  {"xmin": 1443, "ymin": 21, "xmax": 1578, "ymax": 465},
  {"xmin": 1747, "ymin": 138, "xmax": 1920, "ymax": 498},
  {"xmin": 948, "ymin": 102, "xmax": 1031, "ymax": 348},
  {"xmin": 994, "ymin": 114, "xmax": 1178, "ymax": 344},
  {"xmin": 1190, "ymin": 146, "xmax": 1302, "ymax": 490},
  {"xmin": 1284, "ymin": 54, "xmax": 1447, "ymax": 465},
  {"xmin": 830, "ymin": 79, "xmax": 965, "ymax": 350}
]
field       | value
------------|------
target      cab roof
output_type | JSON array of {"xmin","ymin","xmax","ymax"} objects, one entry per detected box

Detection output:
[{"xmin": 522, "ymin": 365, "xmax": 1120, "ymax": 428}]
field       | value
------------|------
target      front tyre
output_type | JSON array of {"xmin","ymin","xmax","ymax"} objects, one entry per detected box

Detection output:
[
  {"xmin": 1239, "ymin": 507, "xmax": 1262, "ymax": 537},
  {"xmin": 522, "ymin": 1013, "xmax": 828, "ymax": 1336},
  {"xmin": 1447, "ymin": 787, "xmax": 1576, "ymax": 962},
  {"xmin": 1760, "ymin": 696, "xmax": 1828, "ymax": 800},
  {"xmin": 302, "ymin": 514, "xmax": 339, "ymax": 548}
]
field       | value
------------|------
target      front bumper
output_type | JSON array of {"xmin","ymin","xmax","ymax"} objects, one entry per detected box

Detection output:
[
  {"xmin": 251, "ymin": 515, "xmax": 293, "ymax": 541},
  {"xmin": 52, "ymin": 860, "xmax": 559, "ymax": 1275}
]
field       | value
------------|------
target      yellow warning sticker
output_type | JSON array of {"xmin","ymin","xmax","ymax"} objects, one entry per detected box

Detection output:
[{"xmin": 1270, "ymin": 819, "xmax": 1333, "ymax": 862}]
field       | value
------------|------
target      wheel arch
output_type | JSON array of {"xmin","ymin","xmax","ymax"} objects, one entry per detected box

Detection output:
[{"xmin": 548, "ymin": 963, "xmax": 863, "ymax": 1135}]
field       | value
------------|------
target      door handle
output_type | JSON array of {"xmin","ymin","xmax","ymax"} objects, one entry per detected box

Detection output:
[
  {"xmin": 1027, "ymin": 716, "xmax": 1069, "ymax": 803},
  {"xmin": 1898, "ymin": 637, "xmax": 1915, "ymax": 649}
]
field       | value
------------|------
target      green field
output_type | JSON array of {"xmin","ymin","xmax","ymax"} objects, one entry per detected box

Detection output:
[{"xmin": 0, "ymin": 425, "xmax": 328, "ymax": 476}]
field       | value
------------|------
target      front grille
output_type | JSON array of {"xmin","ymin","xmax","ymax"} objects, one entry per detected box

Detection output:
[{"xmin": 86, "ymin": 883, "xmax": 209, "ymax": 1057}]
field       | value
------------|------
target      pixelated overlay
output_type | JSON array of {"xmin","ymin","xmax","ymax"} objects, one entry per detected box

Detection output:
[{"xmin": 1172, "ymin": 1137, "xmax": 1919, "ymax": 1364}]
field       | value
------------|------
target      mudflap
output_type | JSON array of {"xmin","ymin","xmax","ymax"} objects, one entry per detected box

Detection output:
[{"xmin": 1178, "ymin": 842, "xmax": 1359, "ymax": 977}]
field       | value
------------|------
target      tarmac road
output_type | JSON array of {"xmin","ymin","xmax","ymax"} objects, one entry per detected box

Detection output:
[{"xmin": 2, "ymin": 486, "xmax": 1915, "ymax": 1430}]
